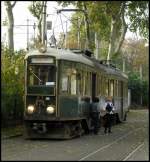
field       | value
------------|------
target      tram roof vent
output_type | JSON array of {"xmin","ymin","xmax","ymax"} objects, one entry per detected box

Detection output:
[
  {"xmin": 83, "ymin": 49, "xmax": 93, "ymax": 57},
  {"xmin": 99, "ymin": 60, "xmax": 117, "ymax": 68},
  {"xmin": 70, "ymin": 49, "xmax": 83, "ymax": 54}
]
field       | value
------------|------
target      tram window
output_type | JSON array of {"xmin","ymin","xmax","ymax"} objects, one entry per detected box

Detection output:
[
  {"xmin": 99, "ymin": 75, "xmax": 101, "ymax": 96},
  {"xmin": 97, "ymin": 74, "xmax": 101, "ymax": 96},
  {"xmin": 28, "ymin": 65, "xmax": 56, "ymax": 85},
  {"xmin": 118, "ymin": 81, "xmax": 121, "ymax": 97},
  {"xmin": 101, "ymin": 76, "xmax": 104, "ymax": 95},
  {"xmin": 96, "ymin": 75, "xmax": 99, "ymax": 96},
  {"xmin": 77, "ymin": 72, "xmax": 82, "ymax": 95},
  {"xmin": 105, "ymin": 79, "xmax": 109, "ymax": 96},
  {"xmin": 114, "ymin": 80, "xmax": 117, "ymax": 97},
  {"xmin": 61, "ymin": 75, "xmax": 69, "ymax": 92},
  {"xmin": 83, "ymin": 73, "xmax": 86, "ymax": 95},
  {"xmin": 116, "ymin": 80, "xmax": 119, "ymax": 97},
  {"xmin": 86, "ymin": 72, "xmax": 91, "ymax": 96},
  {"xmin": 71, "ymin": 73, "xmax": 77, "ymax": 95},
  {"xmin": 110, "ymin": 80, "xmax": 114, "ymax": 97}
]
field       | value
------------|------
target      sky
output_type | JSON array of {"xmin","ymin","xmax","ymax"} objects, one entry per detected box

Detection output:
[
  {"xmin": 1, "ymin": 1, "xmax": 143, "ymax": 51},
  {"xmin": 2, "ymin": 1, "xmax": 74, "ymax": 50}
]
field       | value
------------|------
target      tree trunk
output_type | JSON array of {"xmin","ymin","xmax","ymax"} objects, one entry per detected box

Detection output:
[
  {"xmin": 37, "ymin": 20, "xmax": 42, "ymax": 43},
  {"xmin": 115, "ymin": 3, "xmax": 128, "ymax": 54},
  {"xmin": 107, "ymin": 16, "xmax": 116, "ymax": 63},
  {"xmin": 37, "ymin": 1, "xmax": 44, "ymax": 44},
  {"xmin": 82, "ymin": 2, "xmax": 91, "ymax": 50},
  {"xmin": 5, "ymin": 1, "xmax": 16, "ymax": 52},
  {"xmin": 107, "ymin": 2, "xmax": 127, "ymax": 64}
]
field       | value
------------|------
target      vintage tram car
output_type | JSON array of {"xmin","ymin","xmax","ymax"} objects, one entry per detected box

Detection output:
[{"xmin": 24, "ymin": 48, "xmax": 128, "ymax": 139}]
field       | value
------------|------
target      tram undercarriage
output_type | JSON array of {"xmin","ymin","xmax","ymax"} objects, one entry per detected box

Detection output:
[{"xmin": 24, "ymin": 120, "xmax": 84, "ymax": 139}]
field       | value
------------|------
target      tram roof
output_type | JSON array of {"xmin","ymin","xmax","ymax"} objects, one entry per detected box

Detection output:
[
  {"xmin": 25, "ymin": 47, "xmax": 95, "ymax": 67},
  {"xmin": 25, "ymin": 47, "xmax": 128, "ymax": 81}
]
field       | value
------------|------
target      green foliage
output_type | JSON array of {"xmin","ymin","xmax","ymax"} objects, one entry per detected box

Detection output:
[
  {"xmin": 1, "ymin": 45, "xmax": 26, "ymax": 126},
  {"xmin": 28, "ymin": 1, "xmax": 44, "ymax": 43},
  {"xmin": 28, "ymin": 1, "xmax": 43, "ymax": 19},
  {"xmin": 128, "ymin": 71, "xmax": 148, "ymax": 106},
  {"xmin": 57, "ymin": 1, "xmax": 149, "ymax": 58},
  {"xmin": 127, "ymin": 1, "xmax": 149, "ymax": 39}
]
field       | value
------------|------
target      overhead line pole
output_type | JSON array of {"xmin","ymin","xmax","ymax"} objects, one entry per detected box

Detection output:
[
  {"xmin": 42, "ymin": 1, "xmax": 47, "ymax": 47},
  {"xmin": 27, "ymin": 18, "xmax": 29, "ymax": 51}
]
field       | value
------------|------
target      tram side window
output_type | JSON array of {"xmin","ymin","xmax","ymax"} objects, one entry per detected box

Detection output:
[
  {"xmin": 96, "ymin": 74, "xmax": 101, "ymax": 96},
  {"xmin": 86, "ymin": 72, "xmax": 91, "ymax": 96},
  {"xmin": 60, "ymin": 62, "xmax": 70, "ymax": 93},
  {"xmin": 96, "ymin": 75, "xmax": 99, "ymax": 96},
  {"xmin": 105, "ymin": 78, "xmax": 109, "ymax": 96},
  {"xmin": 114, "ymin": 80, "xmax": 117, "ymax": 97},
  {"xmin": 77, "ymin": 71, "xmax": 82, "ymax": 95},
  {"xmin": 82, "ymin": 72, "xmax": 86, "ymax": 95},
  {"xmin": 101, "ymin": 76, "xmax": 104, "ymax": 96},
  {"xmin": 61, "ymin": 74, "xmax": 69, "ymax": 92},
  {"xmin": 71, "ymin": 72, "xmax": 77, "ymax": 95},
  {"xmin": 118, "ymin": 81, "xmax": 121, "ymax": 97},
  {"xmin": 60, "ymin": 61, "xmax": 77, "ymax": 95},
  {"xmin": 110, "ymin": 80, "xmax": 114, "ymax": 97}
]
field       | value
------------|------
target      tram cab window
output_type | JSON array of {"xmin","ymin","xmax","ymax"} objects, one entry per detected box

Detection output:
[{"xmin": 28, "ymin": 65, "xmax": 56, "ymax": 86}]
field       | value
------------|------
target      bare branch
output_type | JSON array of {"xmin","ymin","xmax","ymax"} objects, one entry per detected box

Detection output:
[{"xmin": 11, "ymin": 1, "xmax": 16, "ymax": 8}]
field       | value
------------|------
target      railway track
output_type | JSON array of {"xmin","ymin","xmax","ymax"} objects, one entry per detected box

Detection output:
[
  {"xmin": 79, "ymin": 127, "xmax": 144, "ymax": 161},
  {"xmin": 1, "ymin": 110, "xmax": 148, "ymax": 161}
]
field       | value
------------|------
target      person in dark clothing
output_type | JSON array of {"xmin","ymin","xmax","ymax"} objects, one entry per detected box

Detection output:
[
  {"xmin": 103, "ymin": 97, "xmax": 115, "ymax": 134},
  {"xmin": 90, "ymin": 97, "xmax": 100, "ymax": 135}
]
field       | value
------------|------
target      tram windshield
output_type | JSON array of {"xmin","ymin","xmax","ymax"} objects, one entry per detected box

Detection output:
[{"xmin": 27, "ymin": 65, "xmax": 56, "ymax": 86}]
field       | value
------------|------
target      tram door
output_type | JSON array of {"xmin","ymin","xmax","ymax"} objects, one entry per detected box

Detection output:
[
  {"xmin": 92, "ymin": 73, "xmax": 96, "ymax": 99},
  {"xmin": 120, "ymin": 81, "xmax": 123, "ymax": 119}
]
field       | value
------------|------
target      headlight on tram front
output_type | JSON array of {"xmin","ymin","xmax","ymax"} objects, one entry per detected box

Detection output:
[
  {"xmin": 27, "ymin": 105, "xmax": 35, "ymax": 114},
  {"xmin": 46, "ymin": 106, "xmax": 55, "ymax": 114}
]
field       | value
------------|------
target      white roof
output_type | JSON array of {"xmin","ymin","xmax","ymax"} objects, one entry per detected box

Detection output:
[{"xmin": 25, "ymin": 48, "xmax": 94, "ymax": 67}]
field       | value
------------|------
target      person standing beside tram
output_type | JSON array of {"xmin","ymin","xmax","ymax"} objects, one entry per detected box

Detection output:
[
  {"xmin": 103, "ymin": 96, "xmax": 115, "ymax": 134},
  {"xmin": 90, "ymin": 97, "xmax": 101, "ymax": 135}
]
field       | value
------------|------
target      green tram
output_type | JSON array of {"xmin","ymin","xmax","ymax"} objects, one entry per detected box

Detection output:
[{"xmin": 24, "ymin": 47, "xmax": 128, "ymax": 139}]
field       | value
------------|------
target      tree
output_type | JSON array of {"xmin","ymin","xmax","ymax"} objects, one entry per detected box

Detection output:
[
  {"xmin": 1, "ymin": 44, "xmax": 26, "ymax": 126},
  {"xmin": 58, "ymin": 1, "xmax": 149, "ymax": 61},
  {"xmin": 4, "ymin": 1, "xmax": 16, "ymax": 52},
  {"xmin": 121, "ymin": 38, "xmax": 149, "ymax": 79},
  {"xmin": 57, "ymin": 1, "xmax": 92, "ymax": 50},
  {"xmin": 106, "ymin": 1, "xmax": 128, "ymax": 62},
  {"xmin": 28, "ymin": 1, "xmax": 44, "ymax": 45},
  {"xmin": 127, "ymin": 1, "xmax": 149, "ymax": 39}
]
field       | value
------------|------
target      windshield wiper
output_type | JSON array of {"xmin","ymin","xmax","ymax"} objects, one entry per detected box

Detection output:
[{"xmin": 29, "ymin": 68, "xmax": 42, "ymax": 83}]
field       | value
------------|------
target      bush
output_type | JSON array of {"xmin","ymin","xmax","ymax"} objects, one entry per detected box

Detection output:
[
  {"xmin": 128, "ymin": 71, "xmax": 148, "ymax": 106},
  {"xmin": 1, "ymin": 46, "xmax": 26, "ymax": 127}
]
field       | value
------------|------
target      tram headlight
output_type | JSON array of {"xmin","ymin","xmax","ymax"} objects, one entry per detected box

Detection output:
[
  {"xmin": 27, "ymin": 105, "xmax": 35, "ymax": 114},
  {"xmin": 46, "ymin": 106, "xmax": 55, "ymax": 114}
]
